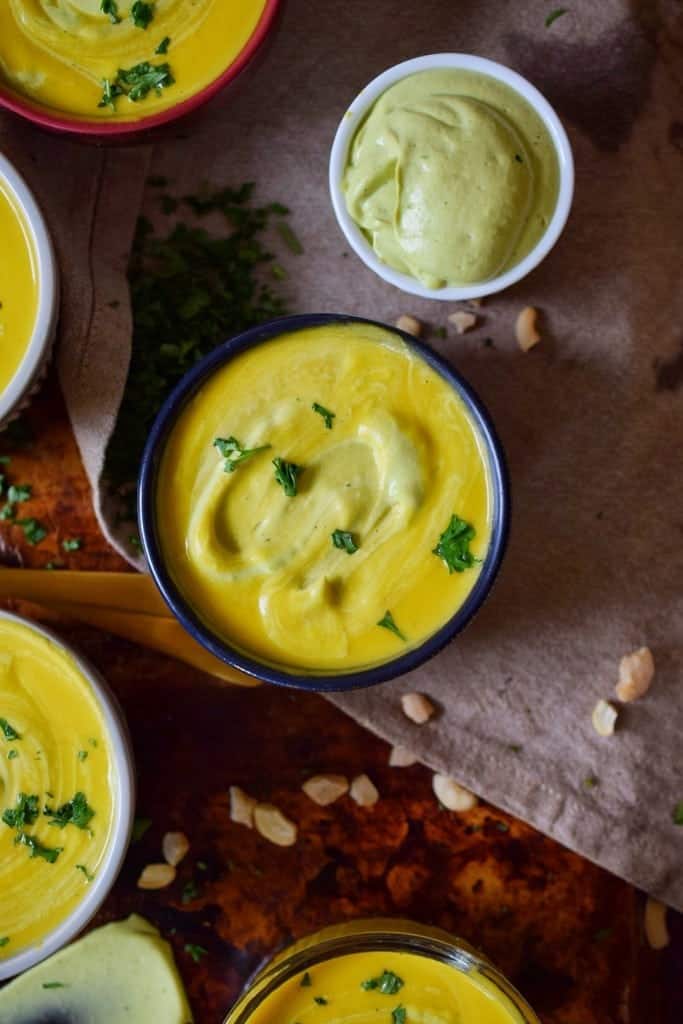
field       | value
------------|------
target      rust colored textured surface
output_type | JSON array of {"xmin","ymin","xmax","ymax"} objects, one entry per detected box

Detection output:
[{"xmin": 0, "ymin": 381, "xmax": 677, "ymax": 1023}]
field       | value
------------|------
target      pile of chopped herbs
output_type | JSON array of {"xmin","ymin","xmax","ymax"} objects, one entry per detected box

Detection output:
[{"xmin": 104, "ymin": 182, "xmax": 292, "ymax": 517}]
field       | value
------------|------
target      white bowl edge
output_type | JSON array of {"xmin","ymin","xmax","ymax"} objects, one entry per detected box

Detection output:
[
  {"xmin": 329, "ymin": 52, "xmax": 575, "ymax": 301},
  {"xmin": 0, "ymin": 610, "xmax": 135, "ymax": 981}
]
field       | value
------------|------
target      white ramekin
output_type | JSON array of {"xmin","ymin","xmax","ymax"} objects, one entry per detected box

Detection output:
[
  {"xmin": 0, "ymin": 611, "xmax": 135, "ymax": 981},
  {"xmin": 329, "ymin": 53, "xmax": 575, "ymax": 301},
  {"xmin": 0, "ymin": 152, "xmax": 59, "ymax": 429}
]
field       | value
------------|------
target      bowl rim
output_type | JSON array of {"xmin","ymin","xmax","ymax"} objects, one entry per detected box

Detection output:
[
  {"xmin": 0, "ymin": 610, "xmax": 135, "ymax": 981},
  {"xmin": 0, "ymin": 153, "xmax": 59, "ymax": 427},
  {"xmin": 138, "ymin": 312, "xmax": 510, "ymax": 692},
  {"xmin": 0, "ymin": 0, "xmax": 282, "ymax": 137},
  {"xmin": 329, "ymin": 52, "xmax": 575, "ymax": 301}
]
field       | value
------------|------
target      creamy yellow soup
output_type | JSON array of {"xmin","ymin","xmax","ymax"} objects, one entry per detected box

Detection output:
[
  {"xmin": 0, "ymin": 0, "xmax": 269, "ymax": 122},
  {"xmin": 0, "ymin": 179, "xmax": 38, "ymax": 397},
  {"xmin": 244, "ymin": 951, "xmax": 526, "ymax": 1024},
  {"xmin": 156, "ymin": 323, "xmax": 492, "ymax": 673},
  {"xmin": 0, "ymin": 617, "xmax": 116, "ymax": 959}
]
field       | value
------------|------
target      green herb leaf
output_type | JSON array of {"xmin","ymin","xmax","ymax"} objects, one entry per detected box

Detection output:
[
  {"xmin": 16, "ymin": 518, "xmax": 47, "ymax": 545},
  {"xmin": 300, "ymin": 972, "xmax": 312, "ymax": 987},
  {"xmin": 312, "ymin": 402, "xmax": 335, "ymax": 429},
  {"xmin": 77, "ymin": 750, "xmax": 88, "ymax": 762},
  {"xmin": 100, "ymin": 0, "xmax": 121, "ymax": 23},
  {"xmin": 43, "ymin": 982, "xmax": 67, "ymax": 989},
  {"xmin": 8, "ymin": 749, "xmax": 18, "ymax": 760},
  {"xmin": 99, "ymin": 61, "xmax": 174, "ymax": 108},
  {"xmin": 62, "ymin": 538, "xmax": 83, "ymax": 552},
  {"xmin": 0, "ymin": 937, "xmax": 8, "ymax": 948},
  {"xmin": 155, "ymin": 35, "xmax": 171, "ymax": 54},
  {"xmin": 76, "ymin": 864, "xmax": 95, "ymax": 883},
  {"xmin": 0, "ymin": 503, "xmax": 15, "ymax": 521},
  {"xmin": 14, "ymin": 831, "xmax": 62, "ymax": 863},
  {"xmin": 273, "ymin": 457, "xmax": 302, "ymax": 497},
  {"xmin": 432, "ymin": 514, "xmax": 479, "ymax": 573},
  {"xmin": 0, "ymin": 456, "xmax": 11, "ymax": 464},
  {"xmin": 2, "ymin": 793, "xmax": 39, "ymax": 829},
  {"xmin": 44, "ymin": 792, "xmax": 95, "ymax": 830},
  {"xmin": 277, "ymin": 222, "xmax": 303, "ymax": 254},
  {"xmin": 583, "ymin": 774, "xmax": 599, "ymax": 789},
  {"xmin": 131, "ymin": 1, "xmax": 154, "ymax": 28},
  {"xmin": 213, "ymin": 436, "xmax": 271, "ymax": 473},
  {"xmin": 7, "ymin": 484, "xmax": 30, "ymax": 503},
  {"xmin": 132, "ymin": 816, "xmax": 152, "ymax": 842},
  {"xmin": 331, "ymin": 529, "xmax": 358, "ymax": 554},
  {"xmin": 673, "ymin": 802, "xmax": 683, "ymax": 826},
  {"xmin": 99, "ymin": 78, "xmax": 124, "ymax": 108},
  {"xmin": 361, "ymin": 970, "xmax": 404, "ymax": 995},
  {"xmin": 392, "ymin": 1007, "xmax": 406, "ymax": 1024},
  {"xmin": 184, "ymin": 943, "xmax": 208, "ymax": 963},
  {"xmin": 181, "ymin": 878, "xmax": 200, "ymax": 904},
  {"xmin": 545, "ymin": 7, "xmax": 568, "ymax": 26},
  {"xmin": 0, "ymin": 718, "xmax": 20, "ymax": 741},
  {"xmin": 377, "ymin": 611, "xmax": 406, "ymax": 642},
  {"xmin": 314, "ymin": 997, "xmax": 328, "ymax": 1006}
]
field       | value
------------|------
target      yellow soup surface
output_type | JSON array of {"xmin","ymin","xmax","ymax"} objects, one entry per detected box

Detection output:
[
  {"xmin": 247, "ymin": 951, "xmax": 527, "ymax": 1024},
  {"xmin": 0, "ymin": 0, "xmax": 269, "ymax": 122},
  {"xmin": 156, "ymin": 323, "xmax": 493, "ymax": 673},
  {"xmin": 0, "ymin": 179, "xmax": 38, "ymax": 397},
  {"xmin": 343, "ymin": 69, "xmax": 560, "ymax": 288},
  {"xmin": 0, "ymin": 617, "xmax": 116, "ymax": 959}
]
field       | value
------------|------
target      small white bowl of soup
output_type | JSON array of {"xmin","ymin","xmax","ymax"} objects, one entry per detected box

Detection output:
[
  {"xmin": 329, "ymin": 54, "xmax": 574, "ymax": 300},
  {"xmin": 139, "ymin": 314, "xmax": 509, "ymax": 691},
  {"xmin": 222, "ymin": 919, "xmax": 540, "ymax": 1024},
  {"xmin": 0, "ymin": 0, "xmax": 282, "ymax": 140},
  {"xmin": 0, "ymin": 611, "xmax": 135, "ymax": 980},
  {"xmin": 0, "ymin": 152, "xmax": 58, "ymax": 430}
]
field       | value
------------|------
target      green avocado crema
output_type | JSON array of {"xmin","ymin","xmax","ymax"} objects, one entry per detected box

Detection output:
[{"xmin": 342, "ymin": 69, "xmax": 560, "ymax": 288}]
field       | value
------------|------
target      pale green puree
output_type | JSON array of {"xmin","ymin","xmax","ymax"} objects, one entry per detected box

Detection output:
[{"xmin": 343, "ymin": 69, "xmax": 560, "ymax": 287}]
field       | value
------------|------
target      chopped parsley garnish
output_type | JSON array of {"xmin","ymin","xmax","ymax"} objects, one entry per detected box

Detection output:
[
  {"xmin": 277, "ymin": 222, "xmax": 303, "ymax": 254},
  {"xmin": 131, "ymin": 1, "xmax": 154, "ymax": 28},
  {"xmin": 15, "ymin": 832, "xmax": 62, "ymax": 863},
  {"xmin": 42, "ymin": 982, "xmax": 67, "ymax": 989},
  {"xmin": 392, "ymin": 1007, "xmax": 406, "ymax": 1024},
  {"xmin": 132, "ymin": 816, "xmax": 152, "ymax": 842},
  {"xmin": 44, "ymin": 792, "xmax": 95, "ymax": 830},
  {"xmin": 673, "ymin": 802, "xmax": 683, "ymax": 826},
  {"xmin": 432, "ymin": 514, "xmax": 478, "ymax": 573},
  {"xmin": 155, "ymin": 35, "xmax": 171, "ymax": 54},
  {"xmin": 184, "ymin": 943, "xmax": 208, "ymax": 963},
  {"xmin": 213, "ymin": 436, "xmax": 271, "ymax": 473},
  {"xmin": 377, "ymin": 611, "xmax": 406, "ymax": 642},
  {"xmin": 78, "ymin": 750, "xmax": 88, "ymax": 762},
  {"xmin": 181, "ymin": 878, "xmax": 200, "ymax": 904},
  {"xmin": 0, "ymin": 456, "xmax": 11, "ymax": 464},
  {"xmin": 361, "ymin": 970, "xmax": 404, "ymax": 995},
  {"xmin": 545, "ymin": 7, "xmax": 568, "ymax": 26},
  {"xmin": 16, "ymin": 518, "xmax": 47, "ymax": 545},
  {"xmin": 314, "ymin": 997, "xmax": 328, "ymax": 1006},
  {"xmin": 99, "ymin": 61, "xmax": 174, "ymax": 109},
  {"xmin": 273, "ymin": 457, "xmax": 302, "ymax": 497},
  {"xmin": 8, "ymin": 749, "xmax": 18, "ymax": 760},
  {"xmin": 100, "ymin": 0, "xmax": 121, "ymax": 23},
  {"xmin": 0, "ymin": 718, "xmax": 20, "ymax": 740},
  {"xmin": 89, "ymin": 737, "xmax": 99, "ymax": 748},
  {"xmin": 0, "ymin": 937, "xmax": 8, "ymax": 947},
  {"xmin": 583, "ymin": 774, "xmax": 599, "ymax": 789},
  {"xmin": 62, "ymin": 537, "xmax": 83, "ymax": 551},
  {"xmin": 0, "ymin": 503, "xmax": 15, "ymax": 520},
  {"xmin": 6, "ymin": 484, "xmax": 30, "ymax": 503},
  {"xmin": 312, "ymin": 402, "xmax": 335, "ymax": 429},
  {"xmin": 331, "ymin": 529, "xmax": 358, "ymax": 554},
  {"xmin": 300, "ymin": 972, "xmax": 312, "ymax": 987},
  {"xmin": 76, "ymin": 864, "xmax": 95, "ymax": 883},
  {"xmin": 2, "ymin": 793, "xmax": 39, "ymax": 829}
]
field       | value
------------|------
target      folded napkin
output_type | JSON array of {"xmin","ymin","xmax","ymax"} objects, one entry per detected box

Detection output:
[{"xmin": 1, "ymin": 0, "xmax": 681, "ymax": 908}]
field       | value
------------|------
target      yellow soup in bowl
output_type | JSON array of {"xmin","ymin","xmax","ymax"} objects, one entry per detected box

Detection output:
[
  {"xmin": 154, "ymin": 321, "xmax": 494, "ymax": 675},
  {"xmin": 0, "ymin": 616, "xmax": 117, "ymax": 962},
  {"xmin": 0, "ymin": 178, "xmax": 38, "ymax": 399},
  {"xmin": 0, "ymin": 0, "xmax": 270, "ymax": 122}
]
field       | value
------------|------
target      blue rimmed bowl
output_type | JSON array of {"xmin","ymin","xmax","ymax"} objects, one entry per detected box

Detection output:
[{"xmin": 138, "ymin": 313, "xmax": 510, "ymax": 692}]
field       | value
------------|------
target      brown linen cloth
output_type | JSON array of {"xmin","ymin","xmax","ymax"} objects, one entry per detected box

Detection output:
[{"xmin": 1, "ymin": 0, "xmax": 682, "ymax": 908}]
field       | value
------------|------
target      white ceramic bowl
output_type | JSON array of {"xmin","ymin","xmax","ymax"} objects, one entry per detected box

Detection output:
[
  {"xmin": 0, "ymin": 152, "xmax": 59, "ymax": 429},
  {"xmin": 329, "ymin": 53, "xmax": 574, "ymax": 301},
  {"xmin": 0, "ymin": 611, "xmax": 135, "ymax": 980}
]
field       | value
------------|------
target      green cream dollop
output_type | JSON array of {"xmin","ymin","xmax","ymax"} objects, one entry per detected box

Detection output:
[{"xmin": 342, "ymin": 68, "xmax": 560, "ymax": 288}]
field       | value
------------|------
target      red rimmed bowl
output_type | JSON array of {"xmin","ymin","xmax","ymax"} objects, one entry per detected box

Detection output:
[{"xmin": 0, "ymin": 0, "xmax": 282, "ymax": 142}]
